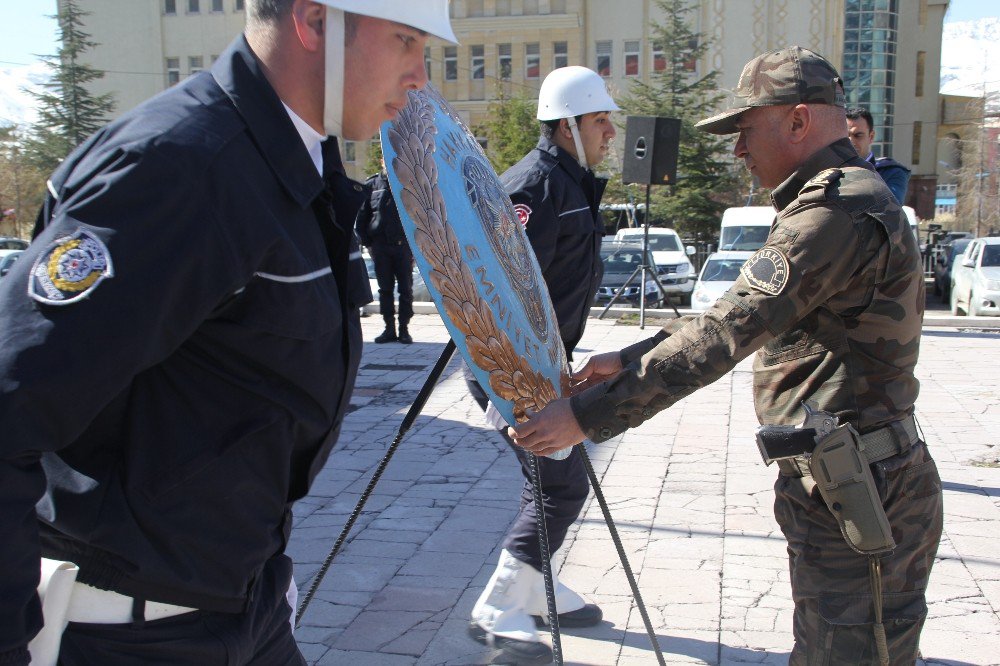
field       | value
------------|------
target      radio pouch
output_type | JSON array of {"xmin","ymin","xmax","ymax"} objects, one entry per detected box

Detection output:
[{"xmin": 808, "ymin": 423, "xmax": 896, "ymax": 555}]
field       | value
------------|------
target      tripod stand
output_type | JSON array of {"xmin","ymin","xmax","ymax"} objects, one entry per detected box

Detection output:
[{"xmin": 598, "ymin": 183, "xmax": 679, "ymax": 328}]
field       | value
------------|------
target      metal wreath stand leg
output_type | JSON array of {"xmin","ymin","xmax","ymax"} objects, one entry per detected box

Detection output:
[{"xmin": 295, "ymin": 338, "xmax": 665, "ymax": 666}]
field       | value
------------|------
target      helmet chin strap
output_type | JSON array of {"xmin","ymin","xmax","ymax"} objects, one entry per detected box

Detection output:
[
  {"xmin": 566, "ymin": 116, "xmax": 590, "ymax": 170},
  {"xmin": 323, "ymin": 7, "xmax": 345, "ymax": 138}
]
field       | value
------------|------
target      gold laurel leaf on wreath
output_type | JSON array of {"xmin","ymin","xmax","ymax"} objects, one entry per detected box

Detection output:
[{"xmin": 387, "ymin": 90, "xmax": 559, "ymax": 422}]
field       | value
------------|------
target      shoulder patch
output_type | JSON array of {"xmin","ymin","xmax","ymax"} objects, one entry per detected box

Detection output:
[
  {"xmin": 806, "ymin": 168, "xmax": 843, "ymax": 189},
  {"xmin": 741, "ymin": 247, "xmax": 789, "ymax": 296},
  {"xmin": 29, "ymin": 229, "xmax": 114, "ymax": 306},
  {"xmin": 513, "ymin": 203, "xmax": 532, "ymax": 226}
]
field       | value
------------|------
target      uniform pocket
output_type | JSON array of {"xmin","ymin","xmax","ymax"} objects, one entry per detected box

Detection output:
[{"xmin": 226, "ymin": 269, "xmax": 340, "ymax": 340}]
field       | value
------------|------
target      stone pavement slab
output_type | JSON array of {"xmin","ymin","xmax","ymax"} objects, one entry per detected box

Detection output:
[{"xmin": 290, "ymin": 313, "xmax": 1000, "ymax": 665}]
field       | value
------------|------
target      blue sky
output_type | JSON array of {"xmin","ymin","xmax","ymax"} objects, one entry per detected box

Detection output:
[{"xmin": 2, "ymin": 0, "xmax": 997, "ymax": 66}]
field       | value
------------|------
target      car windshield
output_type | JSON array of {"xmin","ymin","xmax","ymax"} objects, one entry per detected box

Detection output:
[
  {"xmin": 646, "ymin": 235, "xmax": 681, "ymax": 252},
  {"xmin": 602, "ymin": 248, "xmax": 646, "ymax": 273},
  {"xmin": 982, "ymin": 244, "xmax": 1000, "ymax": 267},
  {"xmin": 0, "ymin": 239, "xmax": 28, "ymax": 251},
  {"xmin": 720, "ymin": 226, "xmax": 769, "ymax": 251},
  {"xmin": 700, "ymin": 258, "xmax": 745, "ymax": 282}
]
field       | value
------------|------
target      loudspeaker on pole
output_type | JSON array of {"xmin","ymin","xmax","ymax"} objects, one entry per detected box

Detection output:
[{"xmin": 621, "ymin": 116, "xmax": 681, "ymax": 186}]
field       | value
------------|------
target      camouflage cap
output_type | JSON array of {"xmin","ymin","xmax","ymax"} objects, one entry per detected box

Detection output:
[{"xmin": 696, "ymin": 46, "xmax": 845, "ymax": 135}]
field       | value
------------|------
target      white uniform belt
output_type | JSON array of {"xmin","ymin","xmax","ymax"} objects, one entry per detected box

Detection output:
[{"xmin": 66, "ymin": 582, "xmax": 198, "ymax": 624}]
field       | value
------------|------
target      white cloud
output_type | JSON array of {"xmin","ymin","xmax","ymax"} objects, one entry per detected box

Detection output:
[{"xmin": 0, "ymin": 61, "xmax": 49, "ymax": 128}]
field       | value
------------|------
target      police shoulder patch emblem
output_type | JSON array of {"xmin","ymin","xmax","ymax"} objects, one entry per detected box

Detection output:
[
  {"xmin": 513, "ymin": 203, "xmax": 532, "ymax": 226},
  {"xmin": 741, "ymin": 247, "xmax": 789, "ymax": 296},
  {"xmin": 29, "ymin": 229, "xmax": 114, "ymax": 306}
]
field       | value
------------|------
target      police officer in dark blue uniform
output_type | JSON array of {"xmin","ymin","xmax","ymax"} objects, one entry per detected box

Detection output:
[
  {"xmin": 0, "ymin": 2, "xmax": 456, "ymax": 664},
  {"xmin": 468, "ymin": 66, "xmax": 618, "ymax": 664},
  {"xmin": 357, "ymin": 166, "xmax": 414, "ymax": 344},
  {"xmin": 846, "ymin": 107, "xmax": 911, "ymax": 204}
]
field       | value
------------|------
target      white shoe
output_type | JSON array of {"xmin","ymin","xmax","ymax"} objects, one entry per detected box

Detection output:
[
  {"xmin": 525, "ymin": 567, "xmax": 603, "ymax": 628},
  {"xmin": 469, "ymin": 549, "xmax": 553, "ymax": 663}
]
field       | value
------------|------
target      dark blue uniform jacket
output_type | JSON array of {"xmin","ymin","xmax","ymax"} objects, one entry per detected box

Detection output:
[
  {"xmin": 356, "ymin": 171, "xmax": 407, "ymax": 247},
  {"xmin": 501, "ymin": 137, "xmax": 606, "ymax": 357},
  {"xmin": 0, "ymin": 35, "xmax": 370, "ymax": 660}
]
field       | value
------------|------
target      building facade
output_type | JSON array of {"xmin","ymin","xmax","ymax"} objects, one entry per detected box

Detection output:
[{"xmin": 65, "ymin": 0, "xmax": 954, "ymax": 216}]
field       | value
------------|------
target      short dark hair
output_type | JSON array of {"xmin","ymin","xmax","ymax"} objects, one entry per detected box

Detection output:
[
  {"xmin": 846, "ymin": 107, "xmax": 874, "ymax": 132},
  {"xmin": 540, "ymin": 115, "xmax": 583, "ymax": 139},
  {"xmin": 247, "ymin": 0, "xmax": 294, "ymax": 24}
]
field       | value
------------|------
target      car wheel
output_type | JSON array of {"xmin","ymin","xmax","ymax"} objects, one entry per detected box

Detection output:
[{"xmin": 940, "ymin": 282, "xmax": 950, "ymax": 304}]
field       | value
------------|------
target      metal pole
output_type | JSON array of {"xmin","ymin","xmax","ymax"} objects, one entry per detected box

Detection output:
[{"xmin": 295, "ymin": 340, "xmax": 457, "ymax": 627}]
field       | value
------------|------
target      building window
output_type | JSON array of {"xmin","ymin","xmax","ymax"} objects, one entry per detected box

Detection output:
[
  {"xmin": 495, "ymin": 0, "xmax": 510, "ymax": 15},
  {"xmin": 596, "ymin": 40, "xmax": 612, "ymax": 78},
  {"xmin": 550, "ymin": 0, "xmax": 566, "ymax": 12},
  {"xmin": 911, "ymin": 121, "xmax": 922, "ymax": 165},
  {"xmin": 553, "ymin": 41, "xmax": 568, "ymax": 70},
  {"xmin": 166, "ymin": 58, "xmax": 180, "ymax": 86},
  {"xmin": 525, "ymin": 43, "xmax": 540, "ymax": 80},
  {"xmin": 344, "ymin": 141, "xmax": 356, "ymax": 163},
  {"xmin": 523, "ymin": 0, "xmax": 539, "ymax": 14},
  {"xmin": 471, "ymin": 45, "xmax": 485, "ymax": 80},
  {"xmin": 444, "ymin": 46, "xmax": 458, "ymax": 81},
  {"xmin": 624, "ymin": 40, "xmax": 640, "ymax": 77},
  {"xmin": 424, "ymin": 47, "xmax": 432, "ymax": 81},
  {"xmin": 467, "ymin": 0, "xmax": 484, "ymax": 17},
  {"xmin": 189, "ymin": 56, "xmax": 204, "ymax": 76},
  {"xmin": 235, "ymin": 0, "xmax": 244, "ymax": 10},
  {"xmin": 211, "ymin": 0, "xmax": 222, "ymax": 11},
  {"xmin": 652, "ymin": 41, "xmax": 666, "ymax": 72},
  {"xmin": 187, "ymin": 0, "xmax": 199, "ymax": 13},
  {"xmin": 164, "ymin": 0, "xmax": 176, "ymax": 14},
  {"xmin": 915, "ymin": 50, "xmax": 925, "ymax": 97},
  {"xmin": 498, "ymin": 43, "xmax": 512, "ymax": 80},
  {"xmin": 842, "ymin": 0, "xmax": 899, "ymax": 159}
]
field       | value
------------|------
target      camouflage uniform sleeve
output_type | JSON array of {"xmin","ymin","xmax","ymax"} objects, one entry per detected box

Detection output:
[
  {"xmin": 617, "ymin": 316, "xmax": 694, "ymax": 366},
  {"xmin": 572, "ymin": 194, "xmax": 870, "ymax": 443}
]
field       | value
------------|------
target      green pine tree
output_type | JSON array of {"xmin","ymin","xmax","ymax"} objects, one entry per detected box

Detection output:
[
  {"xmin": 22, "ymin": 0, "xmax": 116, "ymax": 173},
  {"xmin": 363, "ymin": 138, "xmax": 384, "ymax": 179},
  {"xmin": 479, "ymin": 85, "xmax": 539, "ymax": 174},
  {"xmin": 615, "ymin": 0, "xmax": 741, "ymax": 239}
]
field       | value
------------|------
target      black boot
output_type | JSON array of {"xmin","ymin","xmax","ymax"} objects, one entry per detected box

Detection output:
[
  {"xmin": 374, "ymin": 321, "xmax": 397, "ymax": 344},
  {"xmin": 398, "ymin": 323, "xmax": 413, "ymax": 344}
]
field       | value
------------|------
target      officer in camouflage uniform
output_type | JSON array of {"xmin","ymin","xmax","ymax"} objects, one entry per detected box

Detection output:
[{"xmin": 510, "ymin": 46, "xmax": 943, "ymax": 664}]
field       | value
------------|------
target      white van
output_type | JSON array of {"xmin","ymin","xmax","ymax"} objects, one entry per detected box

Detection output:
[
  {"xmin": 613, "ymin": 226, "xmax": 696, "ymax": 304},
  {"xmin": 719, "ymin": 206, "xmax": 774, "ymax": 251}
]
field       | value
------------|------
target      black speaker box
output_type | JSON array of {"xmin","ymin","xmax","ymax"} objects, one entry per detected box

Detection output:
[{"xmin": 621, "ymin": 116, "xmax": 681, "ymax": 185}]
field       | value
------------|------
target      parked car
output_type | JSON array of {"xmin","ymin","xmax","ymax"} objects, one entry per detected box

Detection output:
[
  {"xmin": 950, "ymin": 237, "xmax": 1000, "ymax": 316},
  {"xmin": 932, "ymin": 237, "xmax": 972, "ymax": 302},
  {"xmin": 691, "ymin": 251, "xmax": 753, "ymax": 311},
  {"xmin": 0, "ymin": 237, "xmax": 28, "ymax": 262},
  {"xmin": 594, "ymin": 240, "xmax": 664, "ymax": 308},
  {"xmin": 613, "ymin": 227, "xmax": 695, "ymax": 304},
  {"xmin": 0, "ymin": 250, "xmax": 23, "ymax": 278}
]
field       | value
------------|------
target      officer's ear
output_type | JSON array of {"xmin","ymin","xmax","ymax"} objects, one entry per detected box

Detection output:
[
  {"xmin": 291, "ymin": 0, "xmax": 325, "ymax": 52},
  {"xmin": 787, "ymin": 104, "xmax": 811, "ymax": 145},
  {"xmin": 558, "ymin": 118, "xmax": 573, "ymax": 140}
]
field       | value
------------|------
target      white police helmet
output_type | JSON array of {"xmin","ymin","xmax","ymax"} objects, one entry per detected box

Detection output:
[
  {"xmin": 317, "ymin": 0, "xmax": 456, "ymax": 139},
  {"xmin": 315, "ymin": 0, "xmax": 458, "ymax": 43},
  {"xmin": 536, "ymin": 66, "xmax": 619, "ymax": 121}
]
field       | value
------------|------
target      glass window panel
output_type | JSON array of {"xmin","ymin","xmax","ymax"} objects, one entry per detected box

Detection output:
[
  {"xmin": 445, "ymin": 46, "xmax": 457, "ymax": 81},
  {"xmin": 596, "ymin": 40, "xmax": 612, "ymax": 77},
  {"xmin": 498, "ymin": 43, "xmax": 512, "ymax": 79},
  {"xmin": 471, "ymin": 45, "xmax": 484, "ymax": 80},
  {"xmin": 625, "ymin": 40, "xmax": 640, "ymax": 77},
  {"xmin": 525, "ymin": 43, "xmax": 540, "ymax": 79},
  {"xmin": 553, "ymin": 41, "xmax": 568, "ymax": 70}
]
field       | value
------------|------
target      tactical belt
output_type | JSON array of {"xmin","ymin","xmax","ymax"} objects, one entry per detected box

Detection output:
[{"xmin": 777, "ymin": 415, "xmax": 919, "ymax": 478}]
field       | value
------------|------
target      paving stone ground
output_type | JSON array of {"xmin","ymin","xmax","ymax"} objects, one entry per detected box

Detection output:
[{"xmin": 289, "ymin": 309, "xmax": 1000, "ymax": 665}]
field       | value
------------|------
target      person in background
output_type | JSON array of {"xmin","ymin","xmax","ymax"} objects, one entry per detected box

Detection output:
[
  {"xmin": 467, "ymin": 66, "xmax": 617, "ymax": 664},
  {"xmin": 0, "ymin": 2, "xmax": 455, "ymax": 664},
  {"xmin": 846, "ymin": 106, "xmax": 911, "ymax": 205},
  {"xmin": 357, "ymin": 161, "xmax": 414, "ymax": 344}
]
